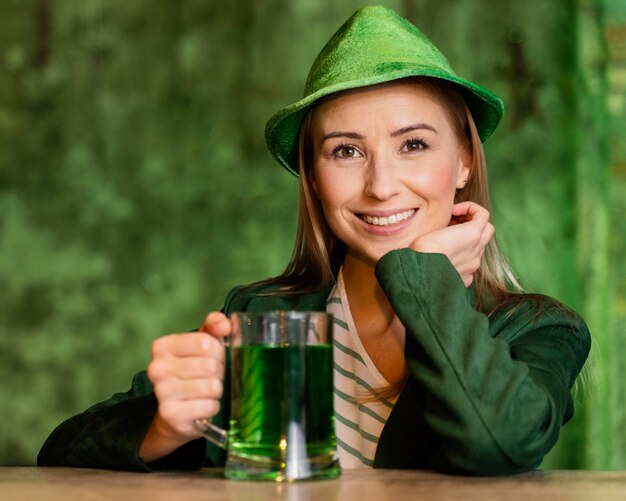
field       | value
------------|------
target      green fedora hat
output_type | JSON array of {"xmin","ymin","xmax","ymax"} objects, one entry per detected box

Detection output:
[{"xmin": 265, "ymin": 5, "xmax": 504, "ymax": 176}]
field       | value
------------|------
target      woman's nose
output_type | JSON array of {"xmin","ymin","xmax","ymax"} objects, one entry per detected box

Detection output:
[{"xmin": 363, "ymin": 158, "xmax": 402, "ymax": 201}]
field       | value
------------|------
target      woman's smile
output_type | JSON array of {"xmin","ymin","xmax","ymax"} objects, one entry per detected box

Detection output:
[
  {"xmin": 360, "ymin": 208, "xmax": 416, "ymax": 227},
  {"xmin": 355, "ymin": 208, "xmax": 418, "ymax": 235}
]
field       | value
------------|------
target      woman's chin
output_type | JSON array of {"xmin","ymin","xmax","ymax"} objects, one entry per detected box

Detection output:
[{"xmin": 344, "ymin": 245, "xmax": 411, "ymax": 268}]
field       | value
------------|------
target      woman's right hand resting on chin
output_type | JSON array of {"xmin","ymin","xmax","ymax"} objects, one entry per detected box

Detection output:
[
  {"xmin": 139, "ymin": 312, "xmax": 231, "ymax": 463},
  {"xmin": 410, "ymin": 201, "xmax": 495, "ymax": 287}
]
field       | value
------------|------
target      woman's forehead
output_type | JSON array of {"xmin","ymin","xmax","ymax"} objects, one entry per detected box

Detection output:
[{"xmin": 310, "ymin": 80, "xmax": 453, "ymax": 133}]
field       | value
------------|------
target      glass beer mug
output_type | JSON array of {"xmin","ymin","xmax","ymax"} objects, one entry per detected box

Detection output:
[{"xmin": 195, "ymin": 311, "xmax": 340, "ymax": 482}]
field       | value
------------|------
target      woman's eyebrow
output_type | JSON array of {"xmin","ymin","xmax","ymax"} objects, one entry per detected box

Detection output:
[
  {"xmin": 320, "ymin": 131, "xmax": 364, "ymax": 144},
  {"xmin": 390, "ymin": 123, "xmax": 437, "ymax": 137},
  {"xmin": 319, "ymin": 123, "xmax": 436, "ymax": 144}
]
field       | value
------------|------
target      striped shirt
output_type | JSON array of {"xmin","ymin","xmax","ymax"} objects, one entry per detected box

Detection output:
[{"xmin": 326, "ymin": 270, "xmax": 398, "ymax": 468}]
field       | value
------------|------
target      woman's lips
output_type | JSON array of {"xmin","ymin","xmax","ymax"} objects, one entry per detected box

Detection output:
[{"xmin": 360, "ymin": 208, "xmax": 416, "ymax": 227}]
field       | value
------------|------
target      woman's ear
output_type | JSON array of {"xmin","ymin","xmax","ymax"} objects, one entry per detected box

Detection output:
[
  {"xmin": 456, "ymin": 173, "xmax": 469, "ymax": 190},
  {"xmin": 309, "ymin": 172, "xmax": 321, "ymax": 198},
  {"xmin": 456, "ymin": 153, "xmax": 471, "ymax": 190}
]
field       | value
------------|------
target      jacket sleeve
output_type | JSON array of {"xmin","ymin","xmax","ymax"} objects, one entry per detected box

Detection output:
[
  {"xmin": 37, "ymin": 370, "xmax": 207, "ymax": 471},
  {"xmin": 375, "ymin": 249, "xmax": 590, "ymax": 475}
]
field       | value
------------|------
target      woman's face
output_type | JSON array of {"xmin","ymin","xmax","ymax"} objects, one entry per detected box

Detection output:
[{"xmin": 310, "ymin": 80, "xmax": 470, "ymax": 267}]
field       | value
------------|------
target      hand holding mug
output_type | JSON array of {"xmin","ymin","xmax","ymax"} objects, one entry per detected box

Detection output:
[{"xmin": 139, "ymin": 312, "xmax": 230, "ymax": 462}]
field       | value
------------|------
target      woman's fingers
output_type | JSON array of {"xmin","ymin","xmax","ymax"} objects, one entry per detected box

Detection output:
[
  {"xmin": 450, "ymin": 203, "xmax": 493, "ymax": 249},
  {"xmin": 148, "ymin": 354, "xmax": 224, "ymax": 382},
  {"xmin": 154, "ymin": 377, "xmax": 224, "ymax": 402},
  {"xmin": 451, "ymin": 201, "xmax": 491, "ymax": 227},
  {"xmin": 157, "ymin": 399, "xmax": 221, "ymax": 437},
  {"xmin": 159, "ymin": 399, "xmax": 221, "ymax": 425},
  {"xmin": 200, "ymin": 312, "xmax": 231, "ymax": 337},
  {"xmin": 480, "ymin": 222, "xmax": 495, "ymax": 249},
  {"xmin": 151, "ymin": 332, "xmax": 224, "ymax": 359}
]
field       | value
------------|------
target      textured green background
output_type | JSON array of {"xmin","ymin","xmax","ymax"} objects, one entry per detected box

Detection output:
[{"xmin": 1, "ymin": 0, "xmax": 624, "ymax": 468}]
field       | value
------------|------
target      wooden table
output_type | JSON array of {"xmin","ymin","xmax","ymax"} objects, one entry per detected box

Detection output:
[{"xmin": 1, "ymin": 467, "xmax": 626, "ymax": 500}]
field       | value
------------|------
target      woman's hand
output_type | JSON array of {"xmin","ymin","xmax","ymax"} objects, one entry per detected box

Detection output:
[
  {"xmin": 411, "ymin": 202, "xmax": 494, "ymax": 287},
  {"xmin": 139, "ymin": 312, "xmax": 231, "ymax": 463}
]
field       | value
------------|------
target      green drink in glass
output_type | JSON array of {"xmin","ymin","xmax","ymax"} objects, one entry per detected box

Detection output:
[{"xmin": 195, "ymin": 311, "xmax": 340, "ymax": 482}]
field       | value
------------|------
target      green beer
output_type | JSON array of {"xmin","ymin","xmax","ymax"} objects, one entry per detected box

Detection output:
[
  {"xmin": 194, "ymin": 311, "xmax": 338, "ymax": 481},
  {"xmin": 226, "ymin": 344, "xmax": 338, "ymax": 480}
]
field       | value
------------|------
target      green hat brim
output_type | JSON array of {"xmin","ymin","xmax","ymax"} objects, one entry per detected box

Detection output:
[{"xmin": 265, "ymin": 67, "xmax": 503, "ymax": 176}]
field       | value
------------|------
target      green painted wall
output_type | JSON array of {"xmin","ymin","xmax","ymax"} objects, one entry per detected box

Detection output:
[{"xmin": 0, "ymin": 0, "xmax": 623, "ymax": 468}]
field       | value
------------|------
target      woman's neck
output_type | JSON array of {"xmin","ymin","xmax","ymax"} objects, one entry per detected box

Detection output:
[
  {"xmin": 341, "ymin": 251, "xmax": 407, "ymax": 387},
  {"xmin": 341, "ymin": 252, "xmax": 395, "ymax": 325}
]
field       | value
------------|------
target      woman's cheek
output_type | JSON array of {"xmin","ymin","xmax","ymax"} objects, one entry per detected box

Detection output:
[
  {"xmin": 405, "ymin": 170, "xmax": 454, "ymax": 205},
  {"xmin": 316, "ymin": 168, "xmax": 357, "ymax": 207}
]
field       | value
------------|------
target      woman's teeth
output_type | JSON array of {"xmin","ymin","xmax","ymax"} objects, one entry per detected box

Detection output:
[{"xmin": 362, "ymin": 209, "xmax": 415, "ymax": 226}]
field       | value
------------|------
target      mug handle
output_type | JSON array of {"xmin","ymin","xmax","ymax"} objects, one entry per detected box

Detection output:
[
  {"xmin": 193, "ymin": 321, "xmax": 232, "ymax": 449},
  {"xmin": 193, "ymin": 418, "xmax": 228, "ymax": 449}
]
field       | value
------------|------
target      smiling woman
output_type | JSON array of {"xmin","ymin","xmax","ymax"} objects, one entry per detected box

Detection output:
[{"xmin": 38, "ymin": 5, "xmax": 591, "ymax": 476}]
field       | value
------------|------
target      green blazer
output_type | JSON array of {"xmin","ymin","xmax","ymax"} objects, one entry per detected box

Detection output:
[{"xmin": 38, "ymin": 249, "xmax": 590, "ymax": 475}]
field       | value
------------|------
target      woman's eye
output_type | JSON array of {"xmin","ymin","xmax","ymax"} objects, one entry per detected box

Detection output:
[
  {"xmin": 332, "ymin": 145, "xmax": 359, "ymax": 159},
  {"xmin": 403, "ymin": 139, "xmax": 427, "ymax": 152}
]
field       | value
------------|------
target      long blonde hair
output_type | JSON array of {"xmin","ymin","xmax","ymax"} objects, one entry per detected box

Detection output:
[{"xmin": 263, "ymin": 77, "xmax": 523, "ymax": 314}]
